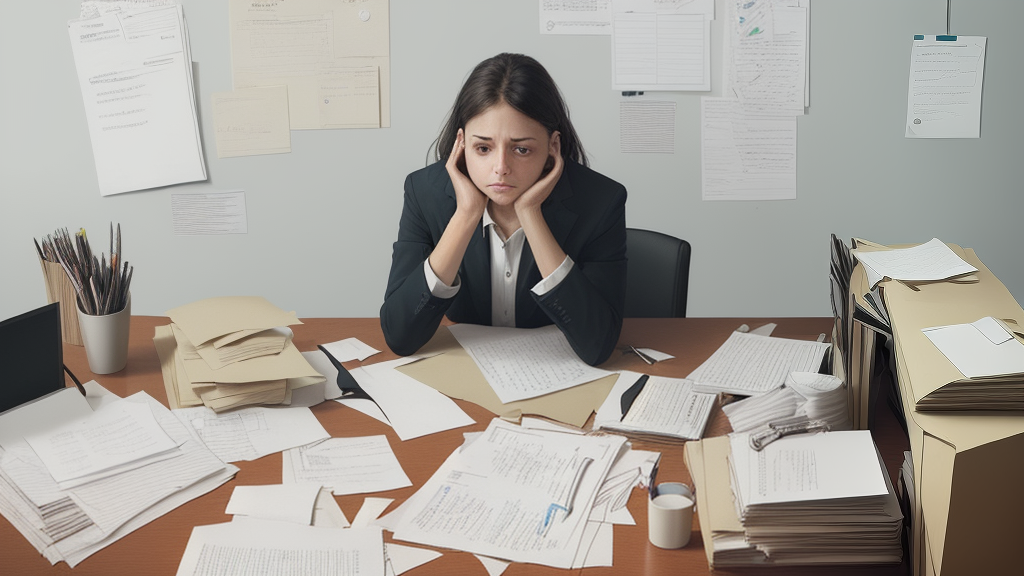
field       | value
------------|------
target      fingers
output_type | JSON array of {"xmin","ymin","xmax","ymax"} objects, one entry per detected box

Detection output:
[{"xmin": 446, "ymin": 129, "xmax": 465, "ymax": 169}]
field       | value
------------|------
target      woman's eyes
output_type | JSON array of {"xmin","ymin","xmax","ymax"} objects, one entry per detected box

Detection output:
[{"xmin": 472, "ymin": 145, "xmax": 532, "ymax": 155}]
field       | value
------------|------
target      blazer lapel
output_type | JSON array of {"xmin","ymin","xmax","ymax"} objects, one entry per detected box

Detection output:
[
  {"xmin": 516, "ymin": 169, "xmax": 578, "ymax": 322},
  {"xmin": 445, "ymin": 180, "xmax": 493, "ymax": 323}
]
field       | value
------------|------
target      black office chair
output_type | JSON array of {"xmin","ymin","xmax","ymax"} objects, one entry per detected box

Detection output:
[{"xmin": 624, "ymin": 228, "xmax": 691, "ymax": 318}]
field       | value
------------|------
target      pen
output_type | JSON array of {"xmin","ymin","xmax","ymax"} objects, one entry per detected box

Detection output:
[
  {"xmin": 631, "ymin": 345, "xmax": 656, "ymax": 365},
  {"xmin": 561, "ymin": 456, "xmax": 593, "ymax": 520}
]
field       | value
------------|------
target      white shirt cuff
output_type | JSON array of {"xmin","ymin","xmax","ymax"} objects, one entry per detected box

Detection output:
[
  {"xmin": 531, "ymin": 255, "xmax": 574, "ymax": 296},
  {"xmin": 424, "ymin": 259, "xmax": 460, "ymax": 299}
]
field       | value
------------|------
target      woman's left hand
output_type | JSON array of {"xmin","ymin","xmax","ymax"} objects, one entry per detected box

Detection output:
[{"xmin": 514, "ymin": 132, "xmax": 563, "ymax": 214}]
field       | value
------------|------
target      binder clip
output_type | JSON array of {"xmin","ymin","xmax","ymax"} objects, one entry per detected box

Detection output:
[{"xmin": 749, "ymin": 419, "xmax": 831, "ymax": 451}]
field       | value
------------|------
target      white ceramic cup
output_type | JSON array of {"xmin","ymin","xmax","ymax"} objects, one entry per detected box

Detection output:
[
  {"xmin": 77, "ymin": 295, "xmax": 131, "ymax": 374},
  {"xmin": 648, "ymin": 482, "xmax": 695, "ymax": 549}
]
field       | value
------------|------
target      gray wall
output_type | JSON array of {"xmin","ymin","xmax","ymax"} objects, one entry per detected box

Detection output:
[{"xmin": 3, "ymin": 1, "xmax": 1019, "ymax": 324}]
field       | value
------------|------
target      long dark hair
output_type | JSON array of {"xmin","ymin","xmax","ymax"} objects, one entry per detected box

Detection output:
[{"xmin": 433, "ymin": 53, "xmax": 588, "ymax": 166}]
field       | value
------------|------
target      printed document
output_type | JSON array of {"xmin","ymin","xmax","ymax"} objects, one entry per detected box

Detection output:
[
  {"xmin": 448, "ymin": 324, "xmax": 612, "ymax": 403},
  {"xmin": 67, "ymin": 6, "xmax": 206, "ymax": 195},
  {"xmin": 906, "ymin": 35, "xmax": 986, "ymax": 138},
  {"xmin": 282, "ymin": 436, "xmax": 412, "ymax": 495},
  {"xmin": 176, "ymin": 521, "xmax": 385, "ymax": 576},
  {"xmin": 540, "ymin": 0, "xmax": 612, "ymax": 35}
]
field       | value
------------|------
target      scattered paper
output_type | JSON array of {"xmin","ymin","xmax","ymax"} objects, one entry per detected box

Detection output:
[
  {"xmin": 226, "ymin": 483, "xmax": 321, "ymax": 525},
  {"xmin": 353, "ymin": 497, "xmax": 394, "ymax": 528},
  {"xmin": 321, "ymin": 337, "xmax": 380, "ymax": 362},
  {"xmin": 282, "ymin": 436, "xmax": 412, "ymax": 496},
  {"xmin": 173, "ymin": 405, "xmax": 329, "ymax": 462}
]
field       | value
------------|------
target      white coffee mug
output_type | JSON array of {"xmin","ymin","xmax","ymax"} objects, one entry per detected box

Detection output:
[{"xmin": 648, "ymin": 482, "xmax": 695, "ymax": 549}]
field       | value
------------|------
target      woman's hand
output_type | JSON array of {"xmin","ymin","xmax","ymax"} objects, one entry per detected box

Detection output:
[
  {"xmin": 446, "ymin": 129, "xmax": 488, "ymax": 221},
  {"xmin": 514, "ymin": 132, "xmax": 563, "ymax": 215}
]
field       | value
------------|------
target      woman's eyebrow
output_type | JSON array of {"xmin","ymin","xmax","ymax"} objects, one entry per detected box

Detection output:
[{"xmin": 468, "ymin": 134, "xmax": 537, "ymax": 142}]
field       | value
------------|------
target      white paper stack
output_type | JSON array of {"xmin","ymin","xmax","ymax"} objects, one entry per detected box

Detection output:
[
  {"xmin": 155, "ymin": 296, "xmax": 326, "ymax": 412},
  {"xmin": 787, "ymin": 372, "xmax": 850, "ymax": 430},
  {"xmin": 727, "ymin": 430, "xmax": 902, "ymax": 564},
  {"xmin": 0, "ymin": 387, "xmax": 237, "ymax": 568}
]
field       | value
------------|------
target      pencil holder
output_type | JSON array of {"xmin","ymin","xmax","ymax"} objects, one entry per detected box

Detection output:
[
  {"xmin": 38, "ymin": 257, "xmax": 84, "ymax": 346},
  {"xmin": 77, "ymin": 294, "xmax": 131, "ymax": 374}
]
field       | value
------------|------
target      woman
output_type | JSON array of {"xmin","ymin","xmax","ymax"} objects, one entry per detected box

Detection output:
[{"xmin": 380, "ymin": 53, "xmax": 626, "ymax": 366}]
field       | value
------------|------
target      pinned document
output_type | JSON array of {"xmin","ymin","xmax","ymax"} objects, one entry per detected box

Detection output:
[{"xmin": 906, "ymin": 35, "xmax": 986, "ymax": 138}]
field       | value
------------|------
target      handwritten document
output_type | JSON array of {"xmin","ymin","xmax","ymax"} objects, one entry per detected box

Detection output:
[
  {"xmin": 282, "ymin": 436, "xmax": 412, "ymax": 496},
  {"xmin": 67, "ymin": 6, "xmax": 206, "ymax": 195},
  {"xmin": 391, "ymin": 419, "xmax": 627, "ymax": 568},
  {"xmin": 600, "ymin": 376, "xmax": 716, "ymax": 440},
  {"xmin": 727, "ymin": 0, "xmax": 807, "ymax": 115},
  {"xmin": 687, "ymin": 331, "xmax": 829, "ymax": 395},
  {"xmin": 851, "ymin": 238, "xmax": 978, "ymax": 289},
  {"xmin": 25, "ymin": 399, "xmax": 177, "ymax": 486},
  {"xmin": 448, "ymin": 324, "xmax": 612, "ymax": 403},
  {"xmin": 906, "ymin": 35, "xmax": 986, "ymax": 138},
  {"xmin": 173, "ymin": 405, "xmax": 328, "ymax": 463},
  {"xmin": 701, "ymin": 97, "xmax": 797, "ymax": 201}
]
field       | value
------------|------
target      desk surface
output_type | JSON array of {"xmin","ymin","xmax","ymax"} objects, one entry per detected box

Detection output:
[{"xmin": 0, "ymin": 317, "xmax": 910, "ymax": 576}]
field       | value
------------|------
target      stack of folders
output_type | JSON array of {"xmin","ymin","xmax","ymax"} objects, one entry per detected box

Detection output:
[
  {"xmin": 685, "ymin": 430, "xmax": 902, "ymax": 568},
  {"xmin": 829, "ymin": 235, "xmax": 893, "ymax": 430},
  {"xmin": 855, "ymin": 239, "xmax": 1024, "ymax": 411},
  {"xmin": 153, "ymin": 296, "xmax": 325, "ymax": 411},
  {"xmin": 0, "ymin": 386, "xmax": 237, "ymax": 567}
]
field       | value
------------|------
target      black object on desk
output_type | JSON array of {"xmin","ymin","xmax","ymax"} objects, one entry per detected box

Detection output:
[
  {"xmin": 0, "ymin": 303, "xmax": 84, "ymax": 413},
  {"xmin": 620, "ymin": 374, "xmax": 650, "ymax": 420}
]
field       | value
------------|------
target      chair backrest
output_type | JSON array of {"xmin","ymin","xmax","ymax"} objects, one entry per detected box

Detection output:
[{"xmin": 624, "ymin": 228, "xmax": 691, "ymax": 318}]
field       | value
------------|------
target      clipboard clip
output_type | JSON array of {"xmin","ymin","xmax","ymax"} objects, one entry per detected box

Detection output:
[{"xmin": 749, "ymin": 419, "xmax": 831, "ymax": 451}]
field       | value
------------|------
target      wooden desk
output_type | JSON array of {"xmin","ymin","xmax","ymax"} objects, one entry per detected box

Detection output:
[{"xmin": 0, "ymin": 317, "xmax": 909, "ymax": 576}]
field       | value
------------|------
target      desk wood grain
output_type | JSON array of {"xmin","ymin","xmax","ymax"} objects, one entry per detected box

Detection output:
[{"xmin": 0, "ymin": 317, "xmax": 909, "ymax": 575}]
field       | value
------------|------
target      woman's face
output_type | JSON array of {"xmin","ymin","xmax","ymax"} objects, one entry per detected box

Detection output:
[{"xmin": 463, "ymin": 102, "xmax": 554, "ymax": 207}]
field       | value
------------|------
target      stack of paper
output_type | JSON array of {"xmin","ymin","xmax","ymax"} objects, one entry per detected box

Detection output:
[
  {"xmin": 594, "ymin": 372, "xmax": 716, "ymax": 441},
  {"xmin": 728, "ymin": 430, "xmax": 902, "ymax": 565},
  {"xmin": 918, "ymin": 316, "xmax": 1024, "ymax": 410},
  {"xmin": 0, "ymin": 386, "xmax": 237, "ymax": 568},
  {"xmin": 686, "ymin": 331, "xmax": 830, "ymax": 396},
  {"xmin": 686, "ymin": 431, "xmax": 902, "ymax": 568},
  {"xmin": 384, "ymin": 419, "xmax": 629, "ymax": 569},
  {"xmin": 154, "ymin": 297, "xmax": 326, "ymax": 412}
]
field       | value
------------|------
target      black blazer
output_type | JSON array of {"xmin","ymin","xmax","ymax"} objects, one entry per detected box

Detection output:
[{"xmin": 380, "ymin": 160, "xmax": 627, "ymax": 366}]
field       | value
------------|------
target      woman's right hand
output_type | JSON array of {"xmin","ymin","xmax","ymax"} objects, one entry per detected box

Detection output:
[{"xmin": 445, "ymin": 129, "xmax": 488, "ymax": 221}]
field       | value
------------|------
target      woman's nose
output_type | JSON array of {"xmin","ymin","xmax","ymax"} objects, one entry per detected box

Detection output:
[{"xmin": 494, "ymin": 150, "xmax": 511, "ymax": 176}]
